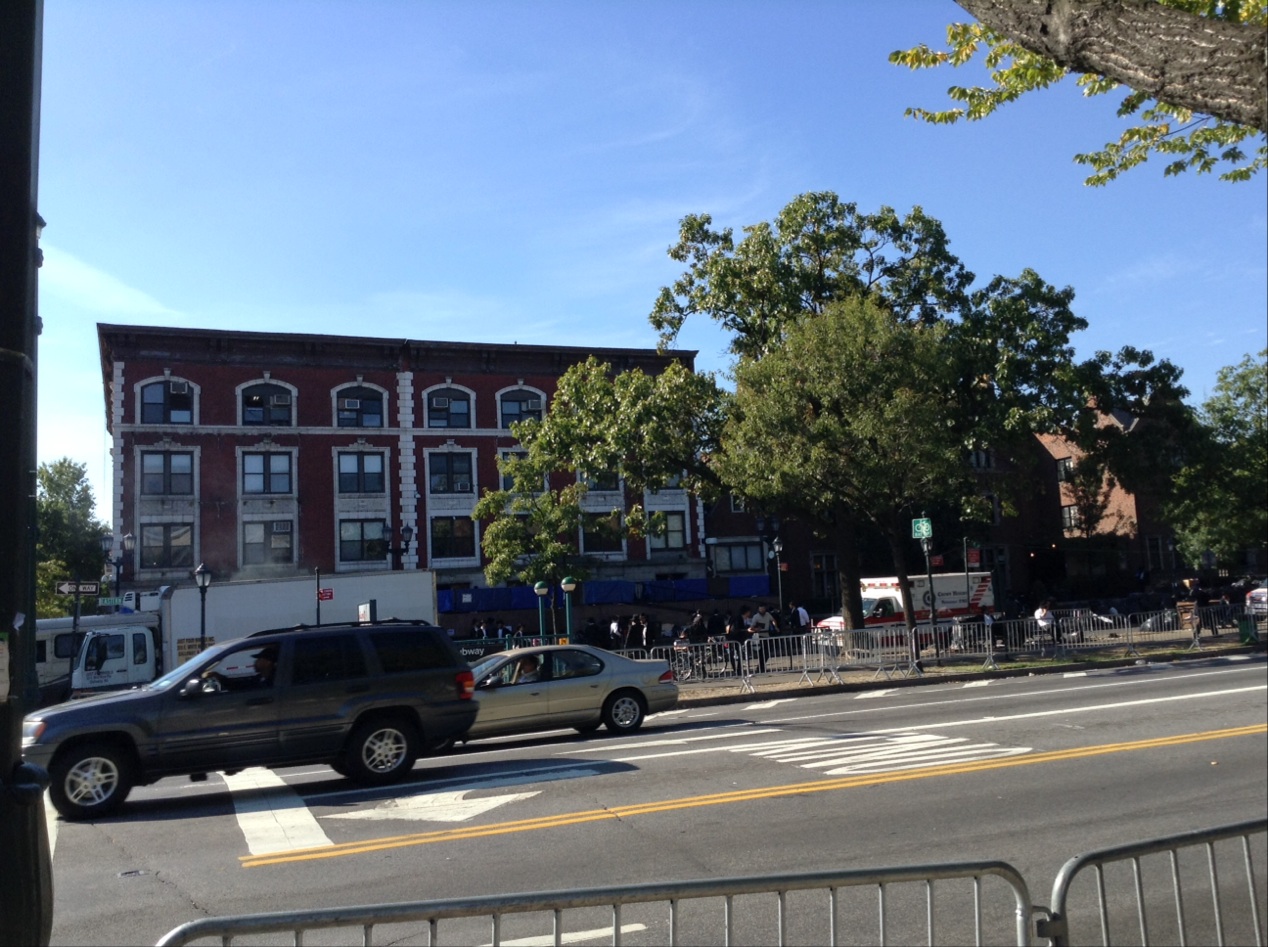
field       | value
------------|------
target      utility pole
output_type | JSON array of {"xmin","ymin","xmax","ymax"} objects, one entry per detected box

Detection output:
[{"xmin": 0, "ymin": 3, "xmax": 54, "ymax": 943}]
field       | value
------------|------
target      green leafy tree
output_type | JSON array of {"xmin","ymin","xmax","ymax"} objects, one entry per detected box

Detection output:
[
  {"xmin": 36, "ymin": 458, "xmax": 110, "ymax": 616},
  {"xmin": 1167, "ymin": 350, "xmax": 1268, "ymax": 566},
  {"xmin": 891, "ymin": 0, "xmax": 1267, "ymax": 184},
  {"xmin": 473, "ymin": 359, "xmax": 726, "ymax": 590},
  {"xmin": 477, "ymin": 194, "xmax": 1186, "ymax": 627},
  {"xmin": 715, "ymin": 298, "xmax": 971, "ymax": 630},
  {"xmin": 35, "ymin": 559, "xmax": 71, "ymax": 619}
]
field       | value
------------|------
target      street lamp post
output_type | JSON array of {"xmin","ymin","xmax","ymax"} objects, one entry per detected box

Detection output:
[
  {"xmin": 754, "ymin": 514, "xmax": 782, "ymax": 606},
  {"xmin": 385, "ymin": 524, "xmax": 414, "ymax": 571},
  {"xmin": 561, "ymin": 576, "xmax": 577, "ymax": 641},
  {"xmin": 534, "ymin": 581, "xmax": 549, "ymax": 637},
  {"xmin": 193, "ymin": 562, "xmax": 212, "ymax": 652},
  {"xmin": 772, "ymin": 537, "xmax": 784, "ymax": 615},
  {"xmin": 99, "ymin": 532, "xmax": 135, "ymax": 610}
]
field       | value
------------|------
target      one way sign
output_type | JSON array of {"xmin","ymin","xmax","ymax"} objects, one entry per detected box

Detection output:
[{"xmin": 56, "ymin": 581, "xmax": 100, "ymax": 595}]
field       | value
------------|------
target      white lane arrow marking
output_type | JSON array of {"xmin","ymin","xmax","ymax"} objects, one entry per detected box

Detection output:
[
  {"xmin": 324, "ymin": 789, "xmax": 540, "ymax": 823},
  {"xmin": 223, "ymin": 768, "xmax": 333, "ymax": 855}
]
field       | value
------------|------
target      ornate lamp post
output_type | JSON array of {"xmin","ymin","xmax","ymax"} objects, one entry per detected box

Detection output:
[
  {"xmin": 534, "ymin": 581, "xmax": 549, "ymax": 637},
  {"xmin": 772, "ymin": 536, "xmax": 784, "ymax": 615},
  {"xmin": 193, "ymin": 562, "xmax": 212, "ymax": 652},
  {"xmin": 561, "ymin": 576, "xmax": 577, "ymax": 641},
  {"xmin": 385, "ymin": 523, "xmax": 414, "ymax": 571},
  {"xmin": 99, "ymin": 532, "xmax": 135, "ymax": 610}
]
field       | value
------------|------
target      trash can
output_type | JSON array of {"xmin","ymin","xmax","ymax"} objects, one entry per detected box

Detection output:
[{"xmin": 1238, "ymin": 617, "xmax": 1260, "ymax": 645}]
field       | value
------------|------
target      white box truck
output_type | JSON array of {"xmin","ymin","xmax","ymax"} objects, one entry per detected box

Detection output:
[
  {"xmin": 55, "ymin": 569, "xmax": 437, "ymax": 699},
  {"xmin": 815, "ymin": 572, "xmax": 995, "ymax": 648}
]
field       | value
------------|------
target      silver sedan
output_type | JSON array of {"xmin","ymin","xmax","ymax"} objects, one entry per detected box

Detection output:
[{"xmin": 462, "ymin": 645, "xmax": 677, "ymax": 742}]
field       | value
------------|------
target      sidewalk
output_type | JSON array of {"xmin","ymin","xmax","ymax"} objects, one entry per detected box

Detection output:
[{"xmin": 673, "ymin": 637, "xmax": 1266, "ymax": 707}]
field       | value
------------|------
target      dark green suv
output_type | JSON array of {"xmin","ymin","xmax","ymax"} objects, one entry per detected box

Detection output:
[{"xmin": 23, "ymin": 621, "xmax": 477, "ymax": 820}]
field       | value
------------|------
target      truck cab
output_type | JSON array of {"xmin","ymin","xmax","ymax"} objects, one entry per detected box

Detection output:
[{"xmin": 71, "ymin": 626, "xmax": 159, "ymax": 695}]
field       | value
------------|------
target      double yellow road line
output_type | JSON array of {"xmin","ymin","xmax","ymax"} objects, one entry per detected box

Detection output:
[{"xmin": 243, "ymin": 723, "xmax": 1266, "ymax": 868}]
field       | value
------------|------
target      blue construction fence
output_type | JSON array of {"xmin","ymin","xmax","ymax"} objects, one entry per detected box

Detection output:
[{"xmin": 437, "ymin": 576, "xmax": 771, "ymax": 615}]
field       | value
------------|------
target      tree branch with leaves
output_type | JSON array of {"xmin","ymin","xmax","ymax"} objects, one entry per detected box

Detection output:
[{"xmin": 891, "ymin": 0, "xmax": 1268, "ymax": 184}]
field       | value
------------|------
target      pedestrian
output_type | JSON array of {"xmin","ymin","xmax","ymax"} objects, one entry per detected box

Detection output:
[
  {"xmin": 749, "ymin": 604, "xmax": 775, "ymax": 673},
  {"xmin": 583, "ymin": 616, "xmax": 601, "ymax": 647},
  {"xmin": 626, "ymin": 614, "xmax": 645, "ymax": 652},
  {"xmin": 725, "ymin": 610, "xmax": 747, "ymax": 675},
  {"xmin": 1034, "ymin": 600, "xmax": 1056, "ymax": 646},
  {"xmin": 790, "ymin": 600, "xmax": 811, "ymax": 636},
  {"xmin": 706, "ymin": 608, "xmax": 726, "ymax": 641},
  {"xmin": 686, "ymin": 610, "xmax": 708, "ymax": 644}
]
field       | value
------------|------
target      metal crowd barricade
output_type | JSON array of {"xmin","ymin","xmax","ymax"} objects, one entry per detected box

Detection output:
[
  {"xmin": 798, "ymin": 630, "xmax": 844, "ymax": 685},
  {"xmin": 1041, "ymin": 818, "xmax": 1267, "ymax": 947},
  {"xmin": 157, "ymin": 860, "xmax": 1036, "ymax": 947}
]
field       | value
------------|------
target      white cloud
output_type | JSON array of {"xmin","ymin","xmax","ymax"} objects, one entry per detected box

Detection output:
[{"xmin": 40, "ymin": 244, "xmax": 183, "ymax": 317}]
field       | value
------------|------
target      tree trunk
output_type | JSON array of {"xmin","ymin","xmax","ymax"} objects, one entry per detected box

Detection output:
[
  {"xmin": 956, "ymin": 0, "xmax": 1268, "ymax": 132},
  {"xmin": 834, "ymin": 517, "xmax": 866, "ymax": 629},
  {"xmin": 883, "ymin": 527, "xmax": 918, "ymax": 634}
]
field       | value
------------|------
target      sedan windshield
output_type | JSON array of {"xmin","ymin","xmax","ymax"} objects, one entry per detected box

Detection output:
[{"xmin": 469, "ymin": 654, "xmax": 508, "ymax": 681}]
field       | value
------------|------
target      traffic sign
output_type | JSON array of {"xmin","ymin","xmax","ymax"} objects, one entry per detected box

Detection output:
[
  {"xmin": 97, "ymin": 597, "xmax": 121, "ymax": 606},
  {"xmin": 911, "ymin": 518, "xmax": 933, "ymax": 539},
  {"xmin": 966, "ymin": 547, "xmax": 981, "ymax": 566},
  {"xmin": 317, "ymin": 587, "xmax": 334, "ymax": 601},
  {"xmin": 930, "ymin": 554, "xmax": 944, "ymax": 567},
  {"xmin": 56, "ymin": 581, "xmax": 100, "ymax": 596}
]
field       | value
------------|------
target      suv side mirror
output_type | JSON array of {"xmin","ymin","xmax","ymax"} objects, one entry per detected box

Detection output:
[{"xmin": 179, "ymin": 678, "xmax": 205, "ymax": 698}]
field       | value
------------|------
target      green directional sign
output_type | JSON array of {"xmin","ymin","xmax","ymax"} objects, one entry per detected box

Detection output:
[{"xmin": 911, "ymin": 518, "xmax": 933, "ymax": 540}]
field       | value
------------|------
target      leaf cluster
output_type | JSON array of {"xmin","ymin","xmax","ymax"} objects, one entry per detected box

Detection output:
[
  {"xmin": 37, "ymin": 459, "xmax": 110, "ymax": 603},
  {"xmin": 890, "ymin": 2, "xmax": 1268, "ymax": 184}
]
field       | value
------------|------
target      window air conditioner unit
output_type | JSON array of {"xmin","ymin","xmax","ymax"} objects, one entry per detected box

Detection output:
[
  {"xmin": 525, "ymin": 399, "xmax": 542, "ymax": 411},
  {"xmin": 169, "ymin": 381, "xmax": 190, "ymax": 394},
  {"xmin": 272, "ymin": 521, "xmax": 292, "ymax": 533},
  {"xmin": 271, "ymin": 394, "xmax": 292, "ymax": 406},
  {"xmin": 431, "ymin": 396, "xmax": 449, "ymax": 409},
  {"xmin": 455, "ymin": 480, "xmax": 470, "ymax": 492},
  {"xmin": 340, "ymin": 398, "xmax": 361, "ymax": 410}
]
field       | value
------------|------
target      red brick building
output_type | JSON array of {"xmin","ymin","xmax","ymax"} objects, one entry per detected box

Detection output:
[{"xmin": 96, "ymin": 324, "xmax": 703, "ymax": 598}]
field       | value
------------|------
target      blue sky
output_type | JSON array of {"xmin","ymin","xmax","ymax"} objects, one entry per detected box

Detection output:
[{"xmin": 36, "ymin": 1, "xmax": 1267, "ymax": 522}]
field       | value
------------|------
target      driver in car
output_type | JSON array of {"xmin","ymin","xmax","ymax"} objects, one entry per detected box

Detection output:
[
  {"xmin": 514, "ymin": 654, "xmax": 541, "ymax": 684},
  {"xmin": 204, "ymin": 645, "xmax": 278, "ymax": 690}
]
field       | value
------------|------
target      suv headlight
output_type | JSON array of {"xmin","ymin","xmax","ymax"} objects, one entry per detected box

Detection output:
[{"xmin": 21, "ymin": 719, "xmax": 45, "ymax": 747}]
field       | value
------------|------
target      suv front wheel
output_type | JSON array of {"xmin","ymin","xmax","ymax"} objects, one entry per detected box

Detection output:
[
  {"xmin": 343, "ymin": 717, "xmax": 418, "ymax": 785},
  {"xmin": 50, "ymin": 742, "xmax": 134, "ymax": 820}
]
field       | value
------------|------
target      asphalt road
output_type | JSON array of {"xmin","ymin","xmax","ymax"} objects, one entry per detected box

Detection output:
[{"xmin": 45, "ymin": 653, "xmax": 1267, "ymax": 945}]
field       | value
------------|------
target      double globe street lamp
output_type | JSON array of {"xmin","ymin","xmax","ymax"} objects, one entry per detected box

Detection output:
[{"xmin": 99, "ymin": 532, "xmax": 135, "ymax": 611}]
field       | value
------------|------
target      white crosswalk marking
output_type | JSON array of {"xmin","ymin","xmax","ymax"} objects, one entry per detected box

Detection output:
[
  {"xmin": 222, "ymin": 768, "xmax": 333, "ymax": 855},
  {"xmin": 483, "ymin": 924, "xmax": 647, "ymax": 946}
]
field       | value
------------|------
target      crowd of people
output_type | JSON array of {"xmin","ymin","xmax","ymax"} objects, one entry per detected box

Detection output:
[{"xmin": 459, "ymin": 601, "xmax": 817, "ymax": 659}]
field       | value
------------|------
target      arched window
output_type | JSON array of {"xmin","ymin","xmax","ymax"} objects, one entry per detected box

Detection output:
[
  {"xmin": 426, "ymin": 387, "xmax": 471, "ymax": 429},
  {"xmin": 140, "ymin": 379, "xmax": 193, "ymax": 424},
  {"xmin": 499, "ymin": 389, "xmax": 544, "ymax": 428},
  {"xmin": 241, "ymin": 382, "xmax": 294, "ymax": 426},
  {"xmin": 336, "ymin": 386, "xmax": 385, "ymax": 428}
]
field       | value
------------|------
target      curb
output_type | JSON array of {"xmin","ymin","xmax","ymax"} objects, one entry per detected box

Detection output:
[{"xmin": 673, "ymin": 641, "xmax": 1267, "ymax": 708}]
